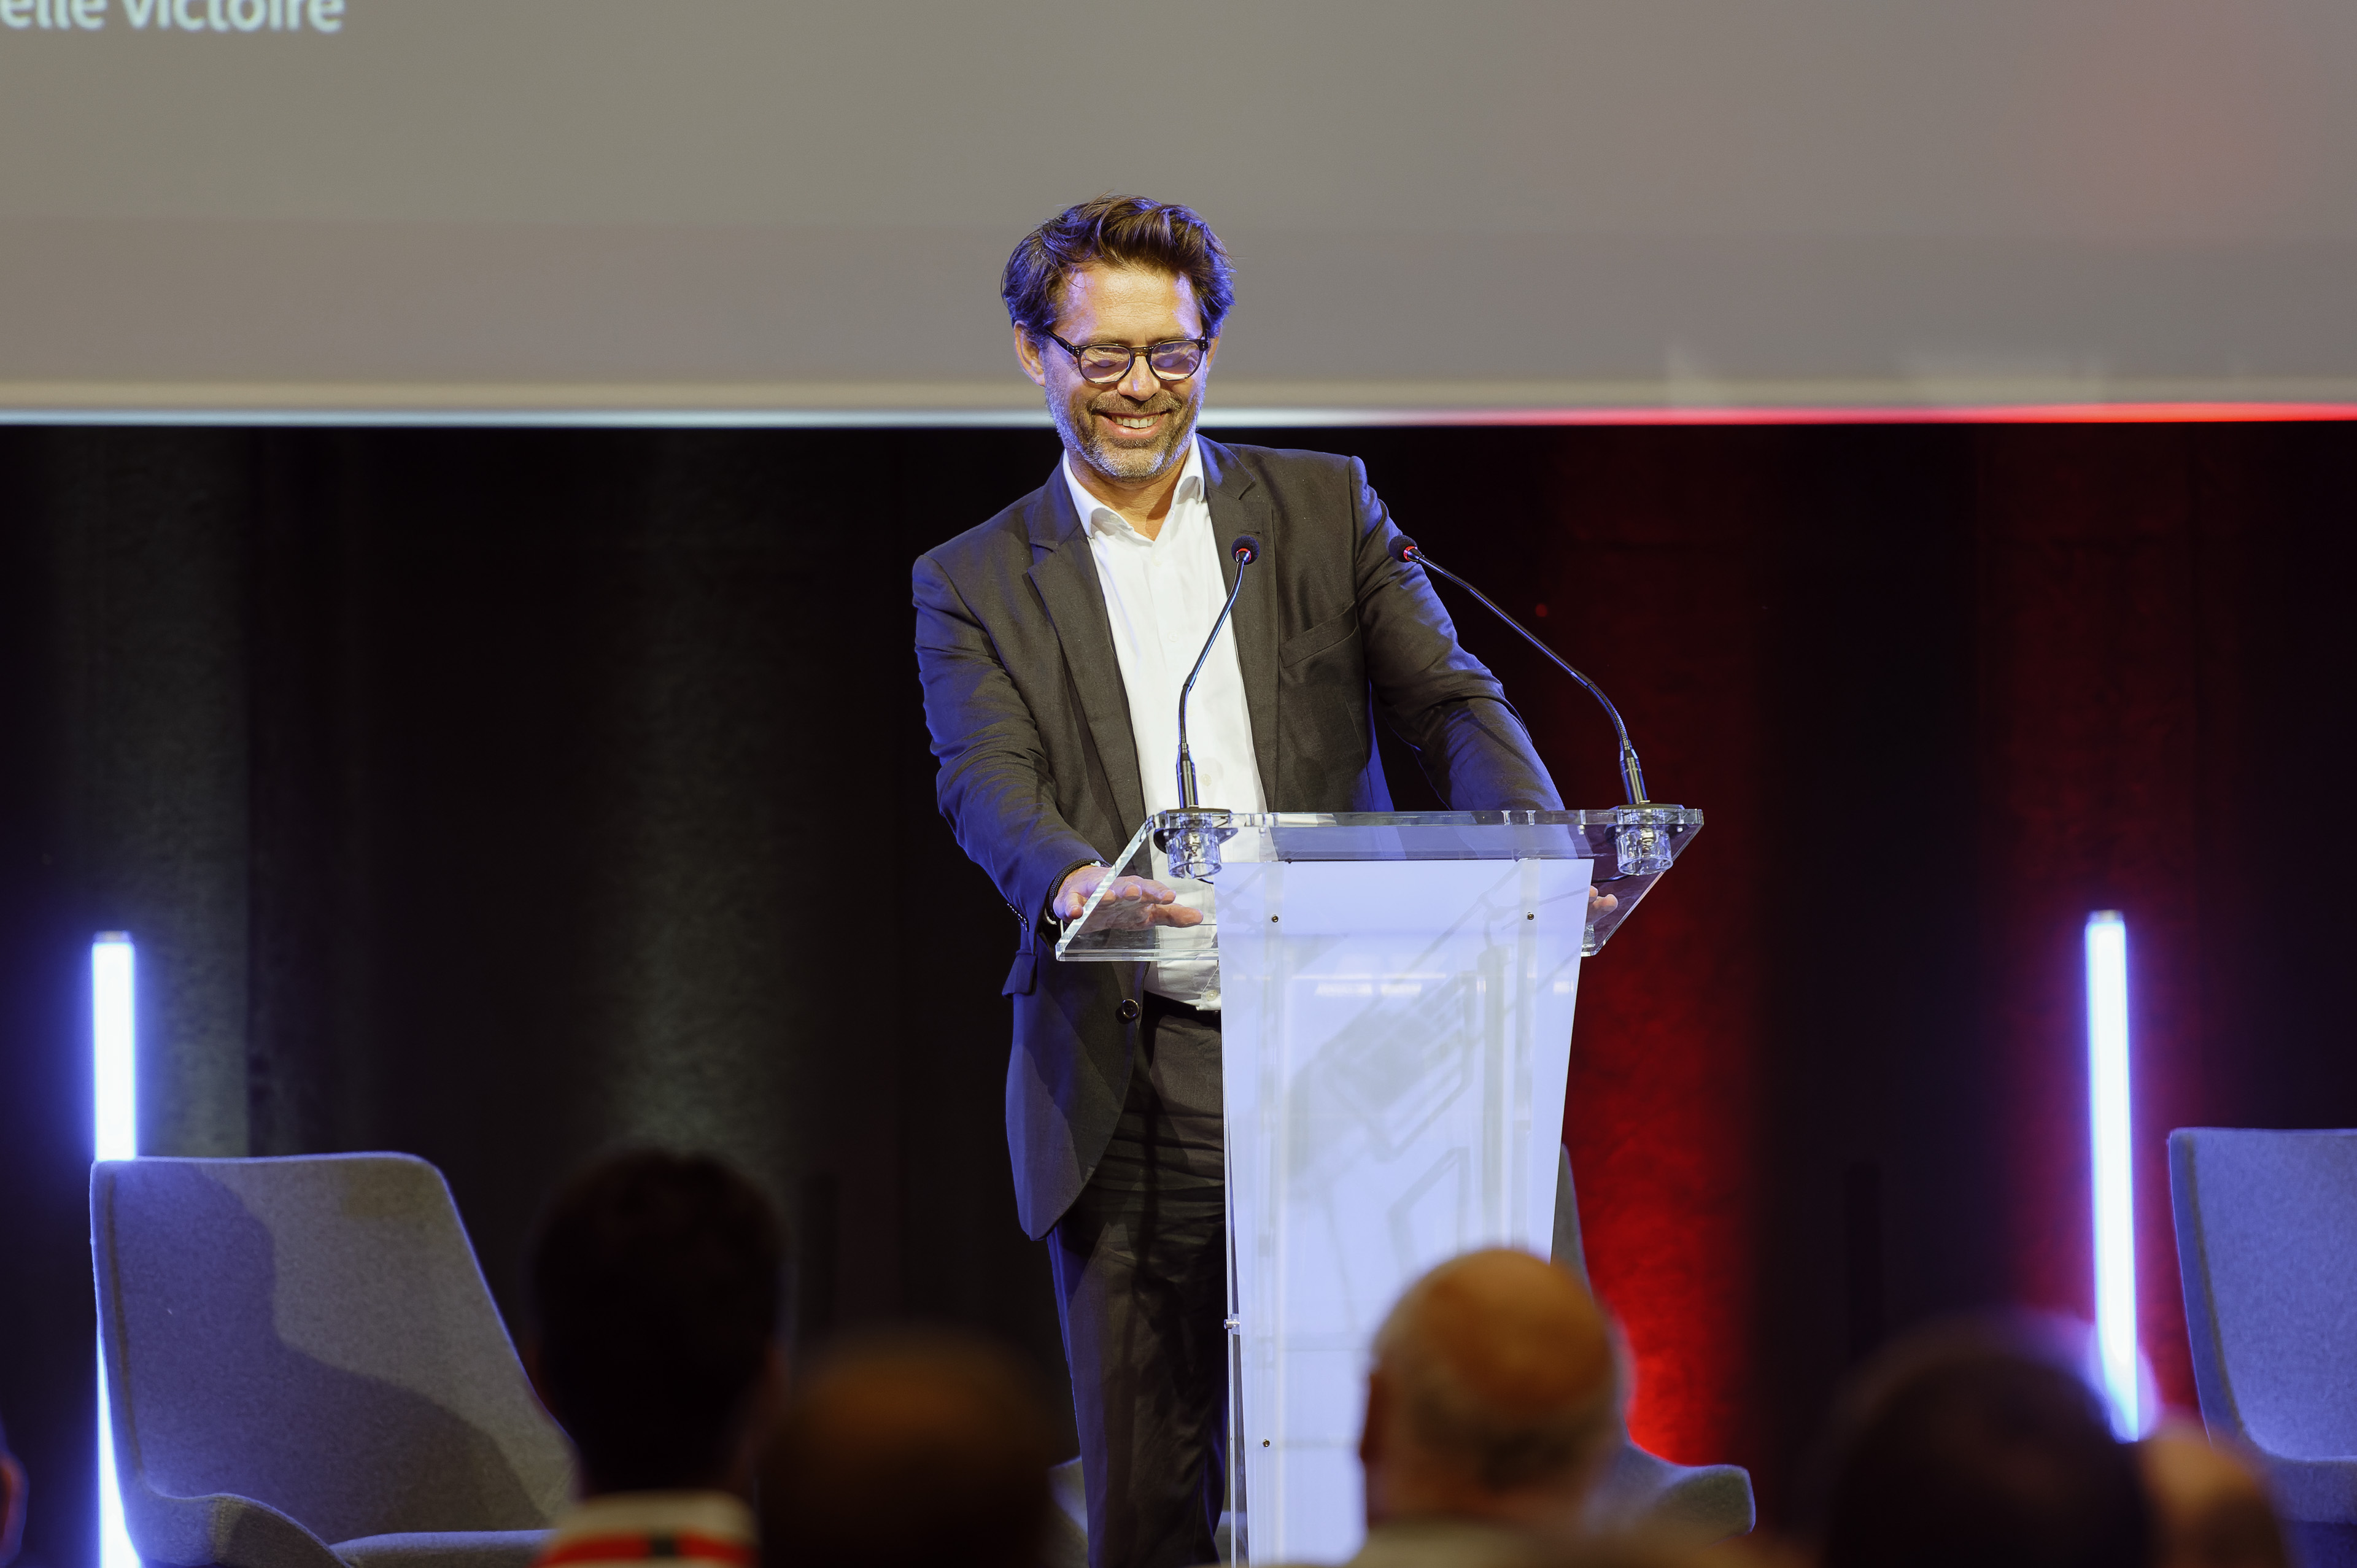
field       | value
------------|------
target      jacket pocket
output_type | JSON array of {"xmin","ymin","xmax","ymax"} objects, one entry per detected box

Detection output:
[
  {"xmin": 1279, "ymin": 604, "xmax": 1360, "ymax": 668},
  {"xmin": 1002, "ymin": 948, "xmax": 1039, "ymax": 996}
]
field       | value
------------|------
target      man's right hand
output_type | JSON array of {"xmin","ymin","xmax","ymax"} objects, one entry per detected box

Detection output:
[{"xmin": 1053, "ymin": 863, "xmax": 1206, "ymax": 932}]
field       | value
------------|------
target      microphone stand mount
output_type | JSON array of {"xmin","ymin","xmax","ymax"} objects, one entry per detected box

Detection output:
[{"xmin": 1392, "ymin": 537, "xmax": 1678, "ymax": 878}]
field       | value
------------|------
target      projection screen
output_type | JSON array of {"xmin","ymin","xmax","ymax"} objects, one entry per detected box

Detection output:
[{"xmin": 4, "ymin": 0, "xmax": 2356, "ymax": 422}]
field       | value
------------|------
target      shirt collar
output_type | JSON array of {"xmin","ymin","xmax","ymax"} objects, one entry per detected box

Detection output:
[{"xmin": 1062, "ymin": 437, "xmax": 1205, "ymax": 541}]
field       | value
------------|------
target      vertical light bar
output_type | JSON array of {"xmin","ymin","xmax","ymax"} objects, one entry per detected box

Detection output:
[
  {"xmin": 93, "ymin": 934, "xmax": 136, "ymax": 1162},
  {"xmin": 2085, "ymin": 910, "xmax": 2138, "ymax": 1439},
  {"xmin": 93, "ymin": 932, "xmax": 139, "ymax": 1568}
]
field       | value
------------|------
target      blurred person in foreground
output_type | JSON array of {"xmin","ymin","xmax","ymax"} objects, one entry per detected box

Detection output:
[
  {"xmin": 759, "ymin": 1330, "xmax": 1054, "ymax": 1568},
  {"xmin": 1347, "ymin": 1248, "xmax": 1622, "ymax": 1568},
  {"xmin": 1808, "ymin": 1319, "xmax": 2151, "ymax": 1568},
  {"xmin": 0, "ymin": 1410, "xmax": 25, "ymax": 1568},
  {"xmin": 523, "ymin": 1150, "xmax": 787, "ymax": 1568},
  {"xmin": 2138, "ymin": 1422, "xmax": 2288, "ymax": 1568}
]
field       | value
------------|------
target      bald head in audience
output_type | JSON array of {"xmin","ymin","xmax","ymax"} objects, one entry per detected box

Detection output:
[
  {"xmin": 760, "ymin": 1331, "xmax": 1054, "ymax": 1568},
  {"xmin": 1360, "ymin": 1248, "xmax": 1621, "ymax": 1540}
]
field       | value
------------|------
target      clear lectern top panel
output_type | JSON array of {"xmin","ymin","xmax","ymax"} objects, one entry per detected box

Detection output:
[{"xmin": 1054, "ymin": 806, "xmax": 1701, "ymax": 962}]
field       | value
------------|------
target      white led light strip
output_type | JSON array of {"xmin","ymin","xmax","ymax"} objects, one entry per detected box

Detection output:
[
  {"xmin": 2085, "ymin": 910, "xmax": 2140, "ymax": 1439},
  {"xmin": 92, "ymin": 933, "xmax": 139, "ymax": 1568}
]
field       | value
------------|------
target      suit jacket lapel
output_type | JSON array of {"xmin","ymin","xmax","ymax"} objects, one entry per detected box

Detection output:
[
  {"xmin": 1024, "ymin": 465, "xmax": 1148, "ymax": 835},
  {"xmin": 1202, "ymin": 438, "xmax": 1281, "ymax": 808}
]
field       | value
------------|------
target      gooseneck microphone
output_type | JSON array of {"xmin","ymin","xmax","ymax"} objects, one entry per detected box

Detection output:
[
  {"xmin": 1159, "ymin": 533, "xmax": 1261, "ymax": 882},
  {"xmin": 1389, "ymin": 535, "xmax": 1654, "ymax": 807},
  {"xmin": 1176, "ymin": 533, "xmax": 1262, "ymax": 808}
]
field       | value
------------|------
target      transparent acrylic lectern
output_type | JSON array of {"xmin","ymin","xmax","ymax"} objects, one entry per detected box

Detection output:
[{"xmin": 1055, "ymin": 806, "xmax": 1703, "ymax": 1565}]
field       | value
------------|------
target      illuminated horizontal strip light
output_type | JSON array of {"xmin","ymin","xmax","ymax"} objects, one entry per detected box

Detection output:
[
  {"xmin": 0, "ymin": 400, "xmax": 2355, "ymax": 431},
  {"xmin": 1213, "ymin": 401, "xmax": 2357, "ymax": 429}
]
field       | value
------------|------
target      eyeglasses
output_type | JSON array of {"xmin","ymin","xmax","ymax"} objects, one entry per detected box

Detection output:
[{"xmin": 1040, "ymin": 331, "xmax": 1211, "ymax": 385}]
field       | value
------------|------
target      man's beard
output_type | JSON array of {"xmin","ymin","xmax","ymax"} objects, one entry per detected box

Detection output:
[{"xmin": 1051, "ymin": 382, "xmax": 1204, "ymax": 485}]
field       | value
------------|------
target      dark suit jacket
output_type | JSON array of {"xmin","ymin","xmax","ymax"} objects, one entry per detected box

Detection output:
[{"xmin": 913, "ymin": 439, "xmax": 1560, "ymax": 1238}]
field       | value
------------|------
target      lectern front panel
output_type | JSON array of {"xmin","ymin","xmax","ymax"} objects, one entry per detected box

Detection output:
[{"xmin": 1217, "ymin": 855, "xmax": 1590, "ymax": 1563}]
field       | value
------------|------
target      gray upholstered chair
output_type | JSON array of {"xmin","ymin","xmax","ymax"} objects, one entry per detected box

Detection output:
[
  {"xmin": 2170, "ymin": 1128, "xmax": 2357, "ymax": 1568},
  {"xmin": 1039, "ymin": 1145, "xmax": 1754, "ymax": 1567},
  {"xmin": 1552, "ymin": 1146, "xmax": 1756, "ymax": 1542},
  {"xmin": 92, "ymin": 1154, "xmax": 576, "ymax": 1568}
]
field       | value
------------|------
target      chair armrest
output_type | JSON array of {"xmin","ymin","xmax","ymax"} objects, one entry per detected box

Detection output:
[{"xmin": 124, "ymin": 1481, "xmax": 346, "ymax": 1568}]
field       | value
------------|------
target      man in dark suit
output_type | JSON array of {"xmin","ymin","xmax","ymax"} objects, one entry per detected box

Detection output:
[{"xmin": 912, "ymin": 195, "xmax": 1561, "ymax": 1568}]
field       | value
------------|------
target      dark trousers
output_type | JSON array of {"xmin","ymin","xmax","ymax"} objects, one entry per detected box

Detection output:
[{"xmin": 1049, "ymin": 1000, "xmax": 1228, "ymax": 1568}]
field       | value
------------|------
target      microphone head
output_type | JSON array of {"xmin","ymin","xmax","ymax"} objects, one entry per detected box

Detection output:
[
  {"xmin": 1230, "ymin": 533, "xmax": 1261, "ymax": 564},
  {"xmin": 1388, "ymin": 535, "xmax": 1421, "ymax": 564}
]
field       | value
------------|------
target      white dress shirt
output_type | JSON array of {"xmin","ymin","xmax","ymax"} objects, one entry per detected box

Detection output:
[{"xmin": 1064, "ymin": 439, "xmax": 1265, "ymax": 1007}]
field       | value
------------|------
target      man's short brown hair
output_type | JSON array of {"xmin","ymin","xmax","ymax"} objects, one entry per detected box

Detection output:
[{"xmin": 1001, "ymin": 194, "xmax": 1236, "ymax": 340}]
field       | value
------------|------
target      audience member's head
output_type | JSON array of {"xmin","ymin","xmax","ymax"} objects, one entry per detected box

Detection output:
[
  {"xmin": 0, "ymin": 1410, "xmax": 25, "ymax": 1568},
  {"xmin": 1810, "ymin": 1319, "xmax": 2153, "ymax": 1568},
  {"xmin": 2138, "ymin": 1422, "xmax": 2288, "ymax": 1568},
  {"xmin": 525, "ymin": 1149, "xmax": 786, "ymax": 1497},
  {"xmin": 1359, "ymin": 1248, "xmax": 1620, "ymax": 1540},
  {"xmin": 759, "ymin": 1330, "xmax": 1055, "ymax": 1568}
]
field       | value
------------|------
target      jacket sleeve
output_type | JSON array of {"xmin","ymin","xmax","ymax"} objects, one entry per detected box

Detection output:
[
  {"xmin": 913, "ymin": 551, "xmax": 1104, "ymax": 928},
  {"xmin": 1346, "ymin": 459, "xmax": 1565, "ymax": 811}
]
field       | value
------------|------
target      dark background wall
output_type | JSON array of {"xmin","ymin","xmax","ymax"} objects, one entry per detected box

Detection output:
[{"xmin": 3, "ymin": 421, "xmax": 2354, "ymax": 1567}]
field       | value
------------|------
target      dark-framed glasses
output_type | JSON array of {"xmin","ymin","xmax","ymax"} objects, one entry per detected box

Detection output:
[{"xmin": 1042, "ymin": 331, "xmax": 1210, "ymax": 385}]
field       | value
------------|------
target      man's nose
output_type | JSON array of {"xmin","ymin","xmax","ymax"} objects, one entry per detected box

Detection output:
[{"xmin": 1115, "ymin": 350, "xmax": 1159, "ymax": 398}]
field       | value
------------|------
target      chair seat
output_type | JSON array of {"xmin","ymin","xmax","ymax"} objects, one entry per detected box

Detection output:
[
  {"xmin": 333, "ymin": 1531, "xmax": 551, "ymax": 1568},
  {"xmin": 1586, "ymin": 1444, "xmax": 1757, "ymax": 1541}
]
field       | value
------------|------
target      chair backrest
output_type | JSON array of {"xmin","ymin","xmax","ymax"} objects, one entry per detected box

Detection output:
[
  {"xmin": 2169, "ymin": 1128, "xmax": 2357, "ymax": 1460},
  {"xmin": 93, "ymin": 1154, "xmax": 575, "ymax": 1547},
  {"xmin": 1552, "ymin": 1143, "xmax": 1592, "ymax": 1291}
]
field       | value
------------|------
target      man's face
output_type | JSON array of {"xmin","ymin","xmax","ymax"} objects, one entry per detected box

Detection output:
[{"xmin": 1016, "ymin": 264, "xmax": 1218, "ymax": 487}]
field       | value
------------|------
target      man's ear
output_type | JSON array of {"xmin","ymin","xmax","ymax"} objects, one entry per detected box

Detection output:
[
  {"xmin": 1013, "ymin": 325, "xmax": 1048, "ymax": 388},
  {"xmin": 0, "ymin": 1451, "xmax": 28, "ymax": 1567}
]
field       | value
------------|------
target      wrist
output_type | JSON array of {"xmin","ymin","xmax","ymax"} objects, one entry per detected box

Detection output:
[{"xmin": 1051, "ymin": 862, "xmax": 1107, "ymax": 923}]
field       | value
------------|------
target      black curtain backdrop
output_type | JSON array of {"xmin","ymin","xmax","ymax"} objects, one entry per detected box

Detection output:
[{"xmin": 3, "ymin": 422, "xmax": 2355, "ymax": 1566}]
